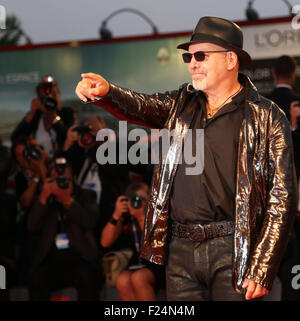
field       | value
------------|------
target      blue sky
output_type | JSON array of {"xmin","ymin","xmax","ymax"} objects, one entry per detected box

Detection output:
[{"xmin": 1, "ymin": 0, "xmax": 299, "ymax": 44}]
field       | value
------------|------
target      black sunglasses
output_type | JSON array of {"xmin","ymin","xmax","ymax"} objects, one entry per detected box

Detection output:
[{"xmin": 182, "ymin": 50, "xmax": 230, "ymax": 63}]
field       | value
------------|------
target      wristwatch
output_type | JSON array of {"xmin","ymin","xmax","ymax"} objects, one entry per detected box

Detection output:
[
  {"xmin": 109, "ymin": 217, "xmax": 119, "ymax": 226},
  {"xmin": 32, "ymin": 177, "xmax": 40, "ymax": 183}
]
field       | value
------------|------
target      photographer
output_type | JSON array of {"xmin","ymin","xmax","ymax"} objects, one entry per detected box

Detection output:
[
  {"xmin": 62, "ymin": 115, "xmax": 128, "ymax": 228},
  {"xmin": 13, "ymin": 137, "xmax": 49, "ymax": 210},
  {"xmin": 100, "ymin": 182, "xmax": 165, "ymax": 301},
  {"xmin": 11, "ymin": 75, "xmax": 67, "ymax": 158},
  {"xmin": 63, "ymin": 115, "xmax": 106, "ymax": 204},
  {"xmin": 12, "ymin": 137, "xmax": 50, "ymax": 285},
  {"xmin": 27, "ymin": 158, "xmax": 103, "ymax": 301},
  {"xmin": 0, "ymin": 141, "xmax": 17, "ymax": 300}
]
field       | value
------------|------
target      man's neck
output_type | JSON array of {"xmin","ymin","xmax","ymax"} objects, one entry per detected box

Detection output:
[
  {"xmin": 205, "ymin": 80, "xmax": 242, "ymax": 108},
  {"xmin": 276, "ymin": 77, "xmax": 293, "ymax": 87}
]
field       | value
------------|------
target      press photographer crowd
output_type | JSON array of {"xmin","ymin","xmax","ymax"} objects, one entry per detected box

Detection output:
[
  {"xmin": 0, "ymin": 75, "xmax": 155, "ymax": 301},
  {"xmin": 1, "ymin": 53, "xmax": 300, "ymax": 301}
]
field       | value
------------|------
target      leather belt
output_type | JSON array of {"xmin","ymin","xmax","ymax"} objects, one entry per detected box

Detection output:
[{"xmin": 171, "ymin": 220, "xmax": 234, "ymax": 243}]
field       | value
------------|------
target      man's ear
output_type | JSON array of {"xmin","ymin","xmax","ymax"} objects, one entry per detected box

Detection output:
[{"xmin": 227, "ymin": 51, "xmax": 239, "ymax": 71}]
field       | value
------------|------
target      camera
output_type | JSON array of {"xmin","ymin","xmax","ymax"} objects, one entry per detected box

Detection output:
[
  {"xmin": 54, "ymin": 157, "xmax": 67, "ymax": 175},
  {"xmin": 72, "ymin": 125, "xmax": 96, "ymax": 146},
  {"xmin": 36, "ymin": 76, "xmax": 58, "ymax": 111},
  {"xmin": 23, "ymin": 144, "xmax": 41, "ymax": 160},
  {"xmin": 127, "ymin": 195, "xmax": 145, "ymax": 209},
  {"xmin": 53, "ymin": 175, "xmax": 70, "ymax": 190}
]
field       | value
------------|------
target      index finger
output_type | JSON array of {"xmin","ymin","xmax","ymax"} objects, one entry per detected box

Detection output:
[
  {"xmin": 117, "ymin": 195, "xmax": 128, "ymax": 201},
  {"xmin": 75, "ymin": 85, "xmax": 88, "ymax": 102},
  {"xmin": 81, "ymin": 73, "xmax": 102, "ymax": 82}
]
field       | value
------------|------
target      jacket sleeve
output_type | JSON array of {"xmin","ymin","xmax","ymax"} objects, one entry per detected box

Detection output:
[
  {"xmin": 11, "ymin": 111, "xmax": 40, "ymax": 143},
  {"xmin": 27, "ymin": 199, "xmax": 49, "ymax": 232},
  {"xmin": 91, "ymin": 83, "xmax": 180, "ymax": 129},
  {"xmin": 65, "ymin": 189, "xmax": 99, "ymax": 230},
  {"xmin": 245, "ymin": 105, "xmax": 298, "ymax": 289}
]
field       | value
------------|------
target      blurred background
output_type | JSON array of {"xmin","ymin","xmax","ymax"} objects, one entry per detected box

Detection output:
[
  {"xmin": 0, "ymin": 0, "xmax": 300, "ymax": 144},
  {"xmin": 0, "ymin": 0, "xmax": 297, "ymax": 44}
]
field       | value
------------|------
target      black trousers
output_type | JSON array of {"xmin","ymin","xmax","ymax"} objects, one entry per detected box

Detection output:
[
  {"xmin": 166, "ymin": 234, "xmax": 245, "ymax": 301},
  {"xmin": 28, "ymin": 246, "xmax": 101, "ymax": 301}
]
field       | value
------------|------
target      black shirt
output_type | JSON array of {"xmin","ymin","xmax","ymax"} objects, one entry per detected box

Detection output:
[{"xmin": 170, "ymin": 88, "xmax": 245, "ymax": 225}]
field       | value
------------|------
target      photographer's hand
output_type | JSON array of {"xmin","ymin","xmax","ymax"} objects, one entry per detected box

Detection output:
[
  {"xmin": 63, "ymin": 124, "xmax": 79, "ymax": 151},
  {"xmin": 25, "ymin": 98, "xmax": 47, "ymax": 123},
  {"xmin": 75, "ymin": 73, "xmax": 110, "ymax": 102},
  {"xmin": 51, "ymin": 179, "xmax": 73, "ymax": 209},
  {"xmin": 29, "ymin": 157, "xmax": 47, "ymax": 181},
  {"xmin": 39, "ymin": 178, "xmax": 55, "ymax": 205},
  {"xmin": 100, "ymin": 196, "xmax": 129, "ymax": 248},
  {"xmin": 113, "ymin": 196, "xmax": 129, "ymax": 220}
]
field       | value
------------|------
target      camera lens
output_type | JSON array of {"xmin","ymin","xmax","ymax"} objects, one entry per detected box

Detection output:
[
  {"xmin": 55, "ymin": 176, "xmax": 69, "ymax": 189},
  {"xmin": 23, "ymin": 144, "xmax": 41, "ymax": 160},
  {"xmin": 40, "ymin": 96, "xmax": 57, "ymax": 111},
  {"xmin": 130, "ymin": 195, "xmax": 144, "ymax": 209},
  {"xmin": 80, "ymin": 132, "xmax": 95, "ymax": 146}
]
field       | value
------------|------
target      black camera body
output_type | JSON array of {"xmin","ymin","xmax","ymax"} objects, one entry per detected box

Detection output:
[
  {"xmin": 121, "ymin": 195, "xmax": 145, "ymax": 210},
  {"xmin": 130, "ymin": 195, "xmax": 145, "ymax": 209},
  {"xmin": 40, "ymin": 94, "xmax": 57, "ymax": 111},
  {"xmin": 53, "ymin": 175, "xmax": 70, "ymax": 190},
  {"xmin": 54, "ymin": 157, "xmax": 67, "ymax": 176},
  {"xmin": 72, "ymin": 125, "xmax": 96, "ymax": 146},
  {"xmin": 23, "ymin": 144, "xmax": 41, "ymax": 160},
  {"xmin": 36, "ymin": 77, "xmax": 58, "ymax": 111}
]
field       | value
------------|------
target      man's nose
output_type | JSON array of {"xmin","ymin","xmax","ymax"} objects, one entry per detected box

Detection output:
[{"xmin": 189, "ymin": 56, "xmax": 200, "ymax": 69}]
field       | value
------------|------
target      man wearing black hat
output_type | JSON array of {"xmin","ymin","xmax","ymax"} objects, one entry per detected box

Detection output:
[{"xmin": 75, "ymin": 17, "xmax": 297, "ymax": 301}]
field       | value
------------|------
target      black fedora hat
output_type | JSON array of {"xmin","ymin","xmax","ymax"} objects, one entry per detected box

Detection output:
[{"xmin": 177, "ymin": 16, "xmax": 251, "ymax": 66}]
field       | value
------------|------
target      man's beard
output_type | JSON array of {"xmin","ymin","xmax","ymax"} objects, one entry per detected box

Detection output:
[{"xmin": 192, "ymin": 77, "xmax": 207, "ymax": 91}]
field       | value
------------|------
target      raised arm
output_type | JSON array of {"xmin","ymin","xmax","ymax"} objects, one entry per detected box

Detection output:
[{"xmin": 75, "ymin": 73, "xmax": 179, "ymax": 129}]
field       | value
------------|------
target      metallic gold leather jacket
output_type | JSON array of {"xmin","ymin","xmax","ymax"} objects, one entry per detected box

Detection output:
[{"xmin": 94, "ymin": 74, "xmax": 297, "ymax": 292}]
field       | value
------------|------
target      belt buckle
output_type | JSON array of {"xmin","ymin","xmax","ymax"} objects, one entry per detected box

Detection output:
[{"xmin": 189, "ymin": 225, "xmax": 206, "ymax": 242}]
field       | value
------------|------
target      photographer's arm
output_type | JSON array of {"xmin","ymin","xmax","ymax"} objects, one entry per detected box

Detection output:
[
  {"xmin": 27, "ymin": 179, "xmax": 53, "ymax": 232},
  {"xmin": 100, "ymin": 196, "xmax": 128, "ymax": 248},
  {"xmin": 11, "ymin": 99, "xmax": 44, "ymax": 143},
  {"xmin": 62, "ymin": 125, "xmax": 79, "ymax": 152},
  {"xmin": 25, "ymin": 98, "xmax": 43, "ymax": 123},
  {"xmin": 63, "ymin": 189, "xmax": 99, "ymax": 229},
  {"xmin": 19, "ymin": 178, "xmax": 40, "ymax": 209},
  {"xmin": 19, "ymin": 156, "xmax": 47, "ymax": 209},
  {"xmin": 100, "ymin": 213, "xmax": 123, "ymax": 248}
]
